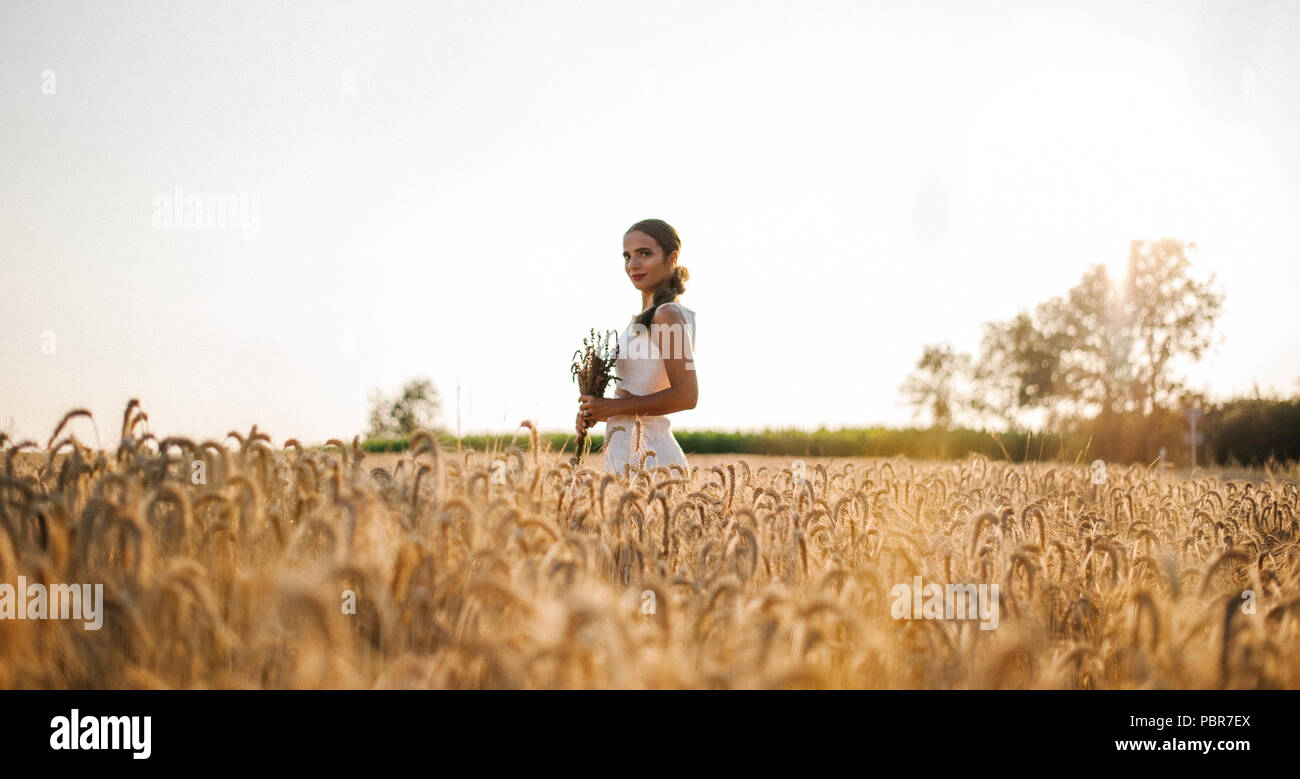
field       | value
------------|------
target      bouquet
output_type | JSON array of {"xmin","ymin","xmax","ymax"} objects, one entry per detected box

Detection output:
[{"xmin": 570, "ymin": 328, "xmax": 620, "ymax": 465}]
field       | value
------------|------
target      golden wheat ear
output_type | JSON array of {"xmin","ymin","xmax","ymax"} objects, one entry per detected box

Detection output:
[{"xmin": 47, "ymin": 408, "xmax": 93, "ymax": 451}]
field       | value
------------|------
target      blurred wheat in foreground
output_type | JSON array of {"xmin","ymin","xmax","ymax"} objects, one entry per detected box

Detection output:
[{"xmin": 1, "ymin": 401, "xmax": 1298, "ymax": 689}]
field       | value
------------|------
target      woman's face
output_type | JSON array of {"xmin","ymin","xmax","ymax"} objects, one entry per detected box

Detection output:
[{"xmin": 623, "ymin": 230, "xmax": 677, "ymax": 292}]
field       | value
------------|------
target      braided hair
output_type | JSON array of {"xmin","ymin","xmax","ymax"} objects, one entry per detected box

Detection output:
[{"xmin": 627, "ymin": 218, "xmax": 689, "ymax": 330}]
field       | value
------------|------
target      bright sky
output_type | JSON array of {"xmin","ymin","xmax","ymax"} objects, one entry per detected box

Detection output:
[{"xmin": 2, "ymin": 0, "xmax": 1298, "ymax": 447}]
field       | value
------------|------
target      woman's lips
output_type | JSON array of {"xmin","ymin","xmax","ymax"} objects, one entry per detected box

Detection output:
[{"xmin": 630, "ymin": 273, "xmax": 646, "ymax": 282}]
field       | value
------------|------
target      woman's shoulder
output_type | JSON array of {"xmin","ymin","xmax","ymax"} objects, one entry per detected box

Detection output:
[
  {"xmin": 654, "ymin": 300, "xmax": 695, "ymax": 320},
  {"xmin": 652, "ymin": 301, "xmax": 695, "ymax": 344}
]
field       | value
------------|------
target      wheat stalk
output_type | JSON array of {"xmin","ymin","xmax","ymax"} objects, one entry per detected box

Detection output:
[{"xmin": 569, "ymin": 328, "xmax": 620, "ymax": 466}]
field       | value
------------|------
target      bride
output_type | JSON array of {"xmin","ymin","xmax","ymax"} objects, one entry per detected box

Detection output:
[{"xmin": 576, "ymin": 218, "xmax": 697, "ymax": 475}]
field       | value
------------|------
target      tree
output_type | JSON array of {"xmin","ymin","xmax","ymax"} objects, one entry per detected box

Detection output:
[
  {"xmin": 1123, "ymin": 239, "xmax": 1224, "ymax": 416},
  {"xmin": 1056, "ymin": 264, "xmax": 1135, "ymax": 419},
  {"xmin": 971, "ymin": 240, "xmax": 1219, "ymax": 423},
  {"xmin": 899, "ymin": 237, "xmax": 1223, "ymax": 450},
  {"xmin": 971, "ymin": 307, "xmax": 1070, "ymax": 428},
  {"xmin": 900, "ymin": 343, "xmax": 970, "ymax": 429},
  {"xmin": 366, "ymin": 377, "xmax": 442, "ymax": 438}
]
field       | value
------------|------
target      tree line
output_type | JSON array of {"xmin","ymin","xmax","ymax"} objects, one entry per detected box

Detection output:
[{"xmin": 899, "ymin": 237, "xmax": 1295, "ymax": 464}]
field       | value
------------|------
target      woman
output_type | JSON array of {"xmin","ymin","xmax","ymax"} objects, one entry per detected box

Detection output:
[{"xmin": 577, "ymin": 218, "xmax": 697, "ymax": 475}]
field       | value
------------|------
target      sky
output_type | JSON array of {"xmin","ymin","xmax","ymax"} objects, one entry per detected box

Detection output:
[{"xmin": 2, "ymin": 0, "xmax": 1298, "ymax": 447}]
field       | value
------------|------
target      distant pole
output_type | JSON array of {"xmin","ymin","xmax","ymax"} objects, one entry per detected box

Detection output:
[{"xmin": 1183, "ymin": 406, "xmax": 1204, "ymax": 468}]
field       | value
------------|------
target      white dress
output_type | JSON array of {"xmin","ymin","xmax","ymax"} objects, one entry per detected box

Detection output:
[{"xmin": 604, "ymin": 301, "xmax": 696, "ymax": 476}]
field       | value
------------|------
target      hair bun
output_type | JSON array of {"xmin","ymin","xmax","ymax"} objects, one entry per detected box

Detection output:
[{"xmin": 677, "ymin": 265, "xmax": 690, "ymax": 282}]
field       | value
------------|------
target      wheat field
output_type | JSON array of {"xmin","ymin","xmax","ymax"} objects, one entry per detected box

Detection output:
[{"xmin": 1, "ymin": 401, "xmax": 1298, "ymax": 689}]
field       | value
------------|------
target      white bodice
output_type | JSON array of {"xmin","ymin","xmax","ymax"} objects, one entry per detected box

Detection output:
[{"xmin": 614, "ymin": 301, "xmax": 696, "ymax": 396}]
